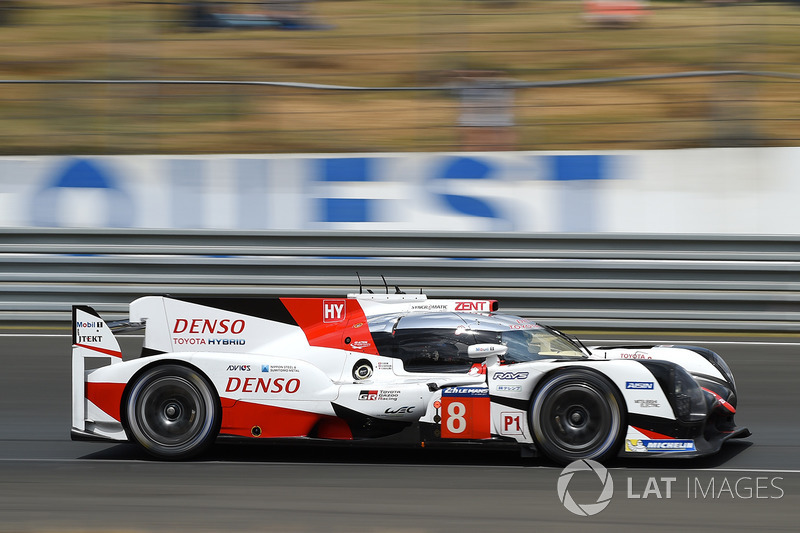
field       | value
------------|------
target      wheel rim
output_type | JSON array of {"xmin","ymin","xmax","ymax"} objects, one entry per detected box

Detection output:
[
  {"xmin": 135, "ymin": 375, "xmax": 207, "ymax": 449},
  {"xmin": 538, "ymin": 382, "xmax": 616, "ymax": 454}
]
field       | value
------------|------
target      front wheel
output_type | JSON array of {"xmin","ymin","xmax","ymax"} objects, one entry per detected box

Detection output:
[
  {"xmin": 530, "ymin": 369, "xmax": 625, "ymax": 465},
  {"xmin": 125, "ymin": 364, "xmax": 220, "ymax": 460}
]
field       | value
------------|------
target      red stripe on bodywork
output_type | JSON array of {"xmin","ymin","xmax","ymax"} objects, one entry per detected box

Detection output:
[
  {"xmin": 632, "ymin": 426, "xmax": 674, "ymax": 440},
  {"xmin": 280, "ymin": 298, "xmax": 379, "ymax": 355},
  {"xmin": 702, "ymin": 387, "xmax": 736, "ymax": 413},
  {"xmin": 85, "ymin": 382, "xmax": 126, "ymax": 422},
  {"xmin": 220, "ymin": 400, "xmax": 352, "ymax": 440},
  {"xmin": 76, "ymin": 343, "xmax": 122, "ymax": 358}
]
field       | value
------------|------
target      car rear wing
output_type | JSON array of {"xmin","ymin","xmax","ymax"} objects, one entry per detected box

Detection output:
[{"xmin": 71, "ymin": 305, "xmax": 124, "ymax": 432}]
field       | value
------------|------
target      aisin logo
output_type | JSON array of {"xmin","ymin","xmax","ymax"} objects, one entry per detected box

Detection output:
[{"xmin": 557, "ymin": 459, "xmax": 614, "ymax": 516}]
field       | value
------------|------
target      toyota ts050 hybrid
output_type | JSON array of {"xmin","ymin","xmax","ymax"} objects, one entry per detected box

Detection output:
[{"xmin": 71, "ymin": 291, "xmax": 749, "ymax": 464}]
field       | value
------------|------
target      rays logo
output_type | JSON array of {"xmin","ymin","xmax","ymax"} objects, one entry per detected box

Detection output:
[
  {"xmin": 493, "ymin": 371, "xmax": 529, "ymax": 380},
  {"xmin": 557, "ymin": 459, "xmax": 614, "ymax": 516}
]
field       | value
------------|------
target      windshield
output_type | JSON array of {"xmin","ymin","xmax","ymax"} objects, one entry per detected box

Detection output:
[
  {"xmin": 369, "ymin": 315, "xmax": 587, "ymax": 373},
  {"xmin": 486, "ymin": 328, "xmax": 586, "ymax": 362}
]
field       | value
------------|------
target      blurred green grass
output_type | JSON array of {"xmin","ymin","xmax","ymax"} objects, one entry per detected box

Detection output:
[{"xmin": 1, "ymin": 0, "xmax": 800, "ymax": 154}]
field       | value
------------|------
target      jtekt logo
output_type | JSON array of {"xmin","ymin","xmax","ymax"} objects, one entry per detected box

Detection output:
[{"xmin": 557, "ymin": 459, "xmax": 614, "ymax": 516}]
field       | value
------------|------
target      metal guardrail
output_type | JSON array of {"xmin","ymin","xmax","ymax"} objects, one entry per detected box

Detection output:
[{"xmin": 1, "ymin": 229, "xmax": 799, "ymax": 332}]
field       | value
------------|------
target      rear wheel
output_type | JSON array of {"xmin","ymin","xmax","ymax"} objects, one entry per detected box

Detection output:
[
  {"xmin": 125, "ymin": 364, "xmax": 219, "ymax": 460},
  {"xmin": 530, "ymin": 369, "xmax": 625, "ymax": 465}
]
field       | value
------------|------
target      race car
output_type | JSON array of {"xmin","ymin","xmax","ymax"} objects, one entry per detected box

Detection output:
[{"xmin": 71, "ymin": 290, "xmax": 749, "ymax": 464}]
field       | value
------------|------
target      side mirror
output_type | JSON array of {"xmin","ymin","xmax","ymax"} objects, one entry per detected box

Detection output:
[{"xmin": 467, "ymin": 344, "xmax": 508, "ymax": 359}]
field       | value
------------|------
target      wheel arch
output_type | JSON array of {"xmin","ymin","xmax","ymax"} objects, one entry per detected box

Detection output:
[
  {"xmin": 528, "ymin": 365, "xmax": 627, "ymax": 411},
  {"xmin": 527, "ymin": 364, "xmax": 629, "ymax": 463},
  {"xmin": 119, "ymin": 359, "xmax": 222, "ymax": 440}
]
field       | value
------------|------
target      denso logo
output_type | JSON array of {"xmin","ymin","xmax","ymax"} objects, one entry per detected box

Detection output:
[
  {"xmin": 455, "ymin": 301, "xmax": 488, "ymax": 311},
  {"xmin": 493, "ymin": 371, "xmax": 529, "ymax": 380},
  {"xmin": 225, "ymin": 377, "xmax": 300, "ymax": 394},
  {"xmin": 173, "ymin": 318, "xmax": 245, "ymax": 335}
]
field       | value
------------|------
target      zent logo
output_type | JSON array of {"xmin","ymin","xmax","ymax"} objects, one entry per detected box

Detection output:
[
  {"xmin": 454, "ymin": 301, "xmax": 486, "ymax": 312},
  {"xmin": 557, "ymin": 459, "xmax": 614, "ymax": 516},
  {"xmin": 323, "ymin": 300, "xmax": 346, "ymax": 323}
]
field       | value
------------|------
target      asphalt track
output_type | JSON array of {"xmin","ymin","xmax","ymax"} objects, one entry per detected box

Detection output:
[{"xmin": 1, "ymin": 334, "xmax": 799, "ymax": 532}]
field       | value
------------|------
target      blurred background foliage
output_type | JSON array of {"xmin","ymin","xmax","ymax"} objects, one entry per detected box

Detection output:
[{"xmin": 2, "ymin": 0, "xmax": 800, "ymax": 154}]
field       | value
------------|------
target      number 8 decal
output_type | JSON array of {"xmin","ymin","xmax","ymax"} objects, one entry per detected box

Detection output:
[
  {"xmin": 440, "ymin": 387, "xmax": 490, "ymax": 440},
  {"xmin": 445, "ymin": 401, "xmax": 466, "ymax": 434}
]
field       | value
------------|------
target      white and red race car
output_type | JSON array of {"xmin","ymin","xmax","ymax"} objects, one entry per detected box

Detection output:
[{"xmin": 71, "ymin": 291, "xmax": 749, "ymax": 464}]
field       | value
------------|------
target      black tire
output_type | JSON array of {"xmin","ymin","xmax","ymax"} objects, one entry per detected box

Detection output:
[
  {"xmin": 125, "ymin": 364, "xmax": 220, "ymax": 460},
  {"xmin": 530, "ymin": 369, "xmax": 625, "ymax": 465}
]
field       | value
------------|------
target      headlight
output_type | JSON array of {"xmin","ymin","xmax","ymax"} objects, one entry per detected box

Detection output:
[
  {"xmin": 639, "ymin": 361, "xmax": 708, "ymax": 423},
  {"xmin": 672, "ymin": 366, "xmax": 707, "ymax": 422}
]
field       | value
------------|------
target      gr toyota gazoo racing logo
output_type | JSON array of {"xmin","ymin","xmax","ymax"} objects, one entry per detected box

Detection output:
[
  {"xmin": 358, "ymin": 390, "xmax": 400, "ymax": 401},
  {"xmin": 557, "ymin": 459, "xmax": 614, "ymax": 516}
]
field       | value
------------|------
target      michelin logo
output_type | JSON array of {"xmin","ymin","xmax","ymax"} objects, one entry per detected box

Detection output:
[{"xmin": 626, "ymin": 439, "xmax": 696, "ymax": 453}]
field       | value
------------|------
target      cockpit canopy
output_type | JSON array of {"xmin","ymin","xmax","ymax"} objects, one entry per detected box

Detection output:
[{"xmin": 368, "ymin": 312, "xmax": 586, "ymax": 373}]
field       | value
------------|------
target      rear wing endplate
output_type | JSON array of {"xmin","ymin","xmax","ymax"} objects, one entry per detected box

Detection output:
[{"xmin": 71, "ymin": 305, "xmax": 123, "ymax": 431}]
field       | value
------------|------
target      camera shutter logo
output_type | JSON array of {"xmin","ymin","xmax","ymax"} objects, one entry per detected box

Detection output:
[{"xmin": 557, "ymin": 459, "xmax": 614, "ymax": 516}]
